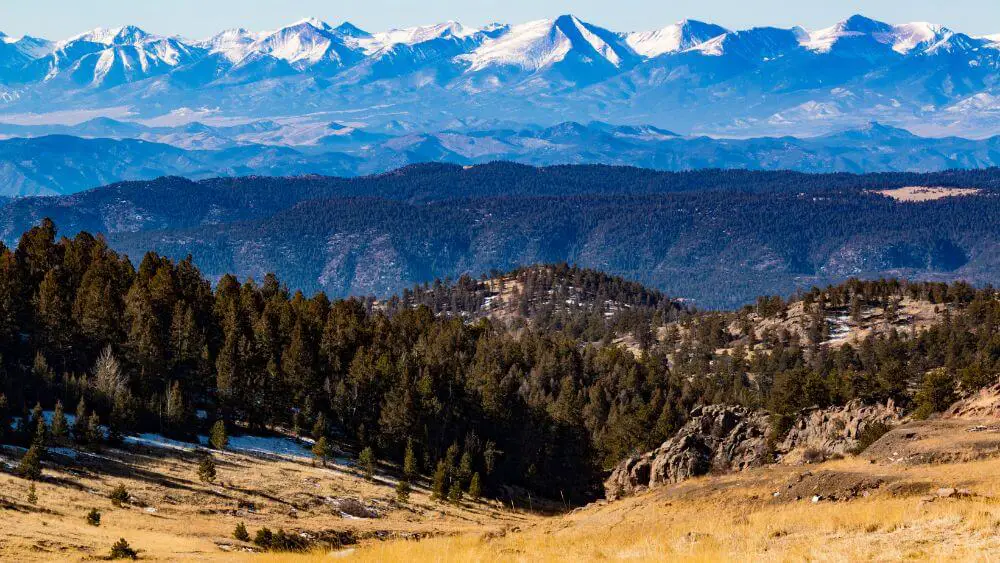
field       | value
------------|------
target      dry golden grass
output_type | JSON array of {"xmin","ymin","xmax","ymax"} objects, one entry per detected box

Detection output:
[
  {"xmin": 273, "ymin": 455, "xmax": 1000, "ymax": 562},
  {"xmin": 874, "ymin": 186, "xmax": 982, "ymax": 202},
  {"xmin": 8, "ymin": 418, "xmax": 1000, "ymax": 561},
  {"xmin": 0, "ymin": 442, "xmax": 527, "ymax": 561}
]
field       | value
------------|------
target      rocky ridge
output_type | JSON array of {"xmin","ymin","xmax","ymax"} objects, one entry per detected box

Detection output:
[{"xmin": 605, "ymin": 400, "xmax": 902, "ymax": 499}]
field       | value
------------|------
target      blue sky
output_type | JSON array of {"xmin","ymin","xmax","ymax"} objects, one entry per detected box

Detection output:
[{"xmin": 3, "ymin": 0, "xmax": 1000, "ymax": 39}]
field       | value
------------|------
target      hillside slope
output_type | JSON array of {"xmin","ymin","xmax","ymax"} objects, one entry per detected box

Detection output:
[{"xmin": 3, "ymin": 164, "xmax": 1000, "ymax": 307}]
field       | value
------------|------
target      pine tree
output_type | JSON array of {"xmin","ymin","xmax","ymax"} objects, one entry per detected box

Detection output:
[
  {"xmin": 233, "ymin": 522, "xmax": 250, "ymax": 542},
  {"xmin": 209, "ymin": 420, "xmax": 228, "ymax": 450},
  {"xmin": 447, "ymin": 481, "xmax": 463, "ymax": 504},
  {"xmin": 403, "ymin": 439, "xmax": 418, "ymax": 480},
  {"xmin": 18, "ymin": 418, "xmax": 47, "ymax": 480},
  {"xmin": 358, "ymin": 446, "xmax": 375, "ymax": 481},
  {"xmin": 165, "ymin": 381, "xmax": 190, "ymax": 436},
  {"xmin": 468, "ymin": 472, "xmax": 482, "ymax": 500},
  {"xmin": 431, "ymin": 460, "xmax": 447, "ymax": 501},
  {"xmin": 27, "ymin": 482, "xmax": 37, "ymax": 504},
  {"xmin": 312, "ymin": 436, "xmax": 331, "ymax": 466},
  {"xmin": 311, "ymin": 412, "xmax": 327, "ymax": 440},
  {"xmin": 395, "ymin": 477, "xmax": 411, "ymax": 503},
  {"xmin": 85, "ymin": 412, "xmax": 103, "ymax": 449},
  {"xmin": 17, "ymin": 444, "xmax": 42, "ymax": 480},
  {"xmin": 72, "ymin": 398, "xmax": 88, "ymax": 444},
  {"xmin": 28, "ymin": 402, "xmax": 44, "ymax": 435},
  {"xmin": 50, "ymin": 400, "xmax": 68, "ymax": 443},
  {"xmin": 457, "ymin": 451, "xmax": 473, "ymax": 487},
  {"xmin": 198, "ymin": 455, "xmax": 217, "ymax": 483}
]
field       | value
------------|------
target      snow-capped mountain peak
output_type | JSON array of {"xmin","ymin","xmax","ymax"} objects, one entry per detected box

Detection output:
[
  {"xmin": 799, "ymin": 15, "xmax": 966, "ymax": 56},
  {"xmin": 359, "ymin": 21, "xmax": 482, "ymax": 54},
  {"xmin": 248, "ymin": 17, "xmax": 360, "ymax": 67},
  {"xmin": 800, "ymin": 14, "xmax": 891, "ymax": 52},
  {"xmin": 201, "ymin": 28, "xmax": 263, "ymax": 62},
  {"xmin": 69, "ymin": 25, "xmax": 153, "ymax": 46},
  {"xmin": 460, "ymin": 14, "xmax": 634, "ymax": 73},
  {"xmin": 333, "ymin": 22, "xmax": 371, "ymax": 39},
  {"xmin": 624, "ymin": 19, "xmax": 728, "ymax": 58},
  {"xmin": 288, "ymin": 17, "xmax": 333, "ymax": 32}
]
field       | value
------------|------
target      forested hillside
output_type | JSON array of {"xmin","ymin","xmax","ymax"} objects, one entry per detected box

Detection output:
[
  {"xmin": 1, "ymin": 163, "xmax": 998, "ymax": 308},
  {"xmin": 1, "ymin": 219, "xmax": 999, "ymax": 503}
]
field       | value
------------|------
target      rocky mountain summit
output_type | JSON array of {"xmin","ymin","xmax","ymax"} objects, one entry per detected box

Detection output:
[{"xmin": 605, "ymin": 400, "xmax": 902, "ymax": 499}]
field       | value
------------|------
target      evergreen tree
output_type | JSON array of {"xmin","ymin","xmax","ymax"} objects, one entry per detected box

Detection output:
[
  {"xmin": 457, "ymin": 451, "xmax": 473, "ymax": 487},
  {"xmin": 468, "ymin": 472, "xmax": 482, "ymax": 500},
  {"xmin": 312, "ymin": 436, "xmax": 331, "ymax": 467},
  {"xmin": 50, "ymin": 400, "xmax": 68, "ymax": 442},
  {"xmin": 27, "ymin": 482, "xmax": 37, "ymax": 504},
  {"xmin": 311, "ymin": 412, "xmax": 327, "ymax": 440},
  {"xmin": 233, "ymin": 522, "xmax": 250, "ymax": 542},
  {"xmin": 395, "ymin": 477, "xmax": 411, "ymax": 503},
  {"xmin": 209, "ymin": 420, "xmax": 228, "ymax": 450},
  {"xmin": 17, "ymin": 417, "xmax": 47, "ymax": 480},
  {"xmin": 358, "ymin": 447, "xmax": 375, "ymax": 481},
  {"xmin": 447, "ymin": 481, "xmax": 463, "ymax": 504},
  {"xmin": 72, "ymin": 398, "xmax": 88, "ymax": 444},
  {"xmin": 198, "ymin": 455, "xmax": 217, "ymax": 483},
  {"xmin": 431, "ymin": 460, "xmax": 447, "ymax": 501},
  {"xmin": 403, "ymin": 439, "xmax": 418, "ymax": 480},
  {"xmin": 17, "ymin": 443, "xmax": 42, "ymax": 480},
  {"xmin": 85, "ymin": 412, "xmax": 103, "ymax": 449}
]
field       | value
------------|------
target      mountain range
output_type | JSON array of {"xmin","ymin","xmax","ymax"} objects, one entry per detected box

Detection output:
[
  {"xmin": 3, "ymin": 14, "xmax": 1000, "ymax": 137},
  {"xmin": 7, "ymin": 121, "xmax": 1000, "ymax": 196}
]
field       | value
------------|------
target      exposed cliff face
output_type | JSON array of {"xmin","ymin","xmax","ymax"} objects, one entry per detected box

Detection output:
[
  {"xmin": 605, "ymin": 400, "xmax": 903, "ymax": 500},
  {"xmin": 780, "ymin": 400, "xmax": 901, "ymax": 457}
]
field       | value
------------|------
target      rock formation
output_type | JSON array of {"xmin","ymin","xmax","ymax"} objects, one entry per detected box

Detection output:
[{"xmin": 605, "ymin": 400, "xmax": 902, "ymax": 500}]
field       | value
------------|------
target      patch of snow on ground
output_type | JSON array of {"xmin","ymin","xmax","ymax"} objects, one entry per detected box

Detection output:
[{"xmin": 125, "ymin": 433, "xmax": 200, "ymax": 452}]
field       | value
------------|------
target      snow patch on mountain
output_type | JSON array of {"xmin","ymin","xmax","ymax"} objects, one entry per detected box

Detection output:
[
  {"xmin": 623, "ymin": 20, "xmax": 728, "ymax": 57},
  {"xmin": 358, "ymin": 21, "xmax": 482, "ymax": 54},
  {"xmin": 459, "ymin": 15, "xmax": 631, "ymax": 72}
]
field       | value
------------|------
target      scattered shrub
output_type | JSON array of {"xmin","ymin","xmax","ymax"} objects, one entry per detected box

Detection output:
[
  {"xmin": 26, "ymin": 482, "xmax": 37, "ymax": 504},
  {"xmin": 86, "ymin": 508, "xmax": 101, "ymax": 526},
  {"xmin": 109, "ymin": 538, "xmax": 137, "ymax": 560},
  {"xmin": 109, "ymin": 484, "xmax": 130, "ymax": 507},
  {"xmin": 253, "ymin": 527, "xmax": 273, "ymax": 548},
  {"xmin": 270, "ymin": 528, "xmax": 308, "ymax": 552}
]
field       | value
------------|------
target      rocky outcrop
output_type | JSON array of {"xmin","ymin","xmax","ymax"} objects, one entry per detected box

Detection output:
[
  {"xmin": 945, "ymin": 379, "xmax": 1000, "ymax": 419},
  {"xmin": 605, "ymin": 405, "xmax": 771, "ymax": 500},
  {"xmin": 605, "ymin": 400, "xmax": 903, "ymax": 500},
  {"xmin": 779, "ymin": 399, "xmax": 901, "ymax": 456}
]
